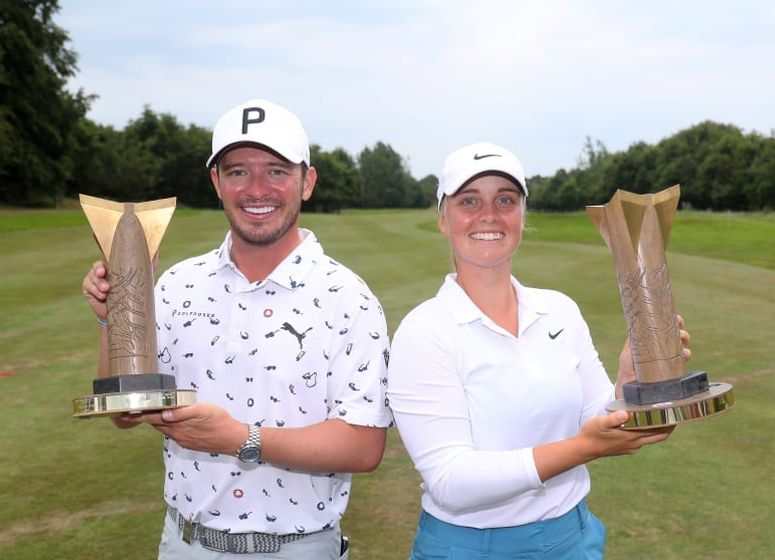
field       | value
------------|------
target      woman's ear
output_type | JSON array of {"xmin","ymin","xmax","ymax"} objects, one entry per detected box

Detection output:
[{"xmin": 438, "ymin": 206, "xmax": 449, "ymax": 237}]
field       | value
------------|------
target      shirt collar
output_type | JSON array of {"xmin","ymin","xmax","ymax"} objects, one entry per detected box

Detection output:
[
  {"xmin": 212, "ymin": 229, "xmax": 323, "ymax": 290},
  {"xmin": 437, "ymin": 273, "xmax": 549, "ymax": 336}
]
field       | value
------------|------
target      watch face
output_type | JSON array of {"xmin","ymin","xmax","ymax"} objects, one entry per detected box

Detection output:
[{"xmin": 238, "ymin": 447, "xmax": 261, "ymax": 463}]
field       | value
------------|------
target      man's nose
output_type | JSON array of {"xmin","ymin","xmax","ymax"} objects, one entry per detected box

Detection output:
[{"xmin": 243, "ymin": 173, "xmax": 271, "ymax": 196}]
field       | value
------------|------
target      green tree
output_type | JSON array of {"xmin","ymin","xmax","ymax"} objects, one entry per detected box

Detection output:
[
  {"xmin": 358, "ymin": 142, "xmax": 415, "ymax": 208},
  {"xmin": 532, "ymin": 121, "xmax": 775, "ymax": 212},
  {"xmin": 697, "ymin": 133, "xmax": 756, "ymax": 210},
  {"xmin": 412, "ymin": 174, "xmax": 438, "ymax": 209},
  {"xmin": 529, "ymin": 168, "xmax": 586, "ymax": 211},
  {"xmin": 126, "ymin": 108, "xmax": 213, "ymax": 207},
  {"xmin": 655, "ymin": 121, "xmax": 737, "ymax": 209},
  {"xmin": 65, "ymin": 118, "xmax": 123, "ymax": 199},
  {"xmin": 303, "ymin": 145, "xmax": 361, "ymax": 213},
  {"xmin": 746, "ymin": 133, "xmax": 775, "ymax": 210},
  {"xmin": 68, "ymin": 107, "xmax": 213, "ymax": 206},
  {"xmin": 0, "ymin": 0, "xmax": 91, "ymax": 206},
  {"xmin": 576, "ymin": 136, "xmax": 609, "ymax": 170},
  {"xmin": 177, "ymin": 123, "xmax": 217, "ymax": 208}
]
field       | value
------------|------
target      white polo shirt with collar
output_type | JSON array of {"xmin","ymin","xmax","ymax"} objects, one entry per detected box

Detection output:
[
  {"xmin": 387, "ymin": 273, "xmax": 614, "ymax": 529},
  {"xmin": 155, "ymin": 229, "xmax": 392, "ymax": 536}
]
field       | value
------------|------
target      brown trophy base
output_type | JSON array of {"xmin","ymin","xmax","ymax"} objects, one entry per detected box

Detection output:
[
  {"xmin": 606, "ymin": 382, "xmax": 735, "ymax": 429},
  {"xmin": 73, "ymin": 389, "xmax": 197, "ymax": 418}
]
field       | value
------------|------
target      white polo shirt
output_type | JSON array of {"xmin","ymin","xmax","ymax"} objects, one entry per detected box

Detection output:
[
  {"xmin": 387, "ymin": 274, "xmax": 614, "ymax": 529},
  {"xmin": 155, "ymin": 229, "xmax": 392, "ymax": 535}
]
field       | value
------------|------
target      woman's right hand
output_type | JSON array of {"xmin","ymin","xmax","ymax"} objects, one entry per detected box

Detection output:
[
  {"xmin": 579, "ymin": 410, "xmax": 674, "ymax": 458},
  {"xmin": 82, "ymin": 260, "xmax": 110, "ymax": 321}
]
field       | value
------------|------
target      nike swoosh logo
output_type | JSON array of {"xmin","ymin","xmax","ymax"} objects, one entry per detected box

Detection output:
[
  {"xmin": 473, "ymin": 153, "xmax": 502, "ymax": 160},
  {"xmin": 548, "ymin": 329, "xmax": 564, "ymax": 340}
]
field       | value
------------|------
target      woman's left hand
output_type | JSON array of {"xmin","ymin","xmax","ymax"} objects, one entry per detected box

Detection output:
[{"xmin": 614, "ymin": 315, "xmax": 692, "ymax": 398}]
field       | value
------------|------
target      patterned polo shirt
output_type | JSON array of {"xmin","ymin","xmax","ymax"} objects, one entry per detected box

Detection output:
[{"xmin": 155, "ymin": 228, "xmax": 392, "ymax": 535}]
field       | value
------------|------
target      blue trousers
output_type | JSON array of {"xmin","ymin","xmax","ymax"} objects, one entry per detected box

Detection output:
[{"xmin": 410, "ymin": 500, "xmax": 606, "ymax": 559}]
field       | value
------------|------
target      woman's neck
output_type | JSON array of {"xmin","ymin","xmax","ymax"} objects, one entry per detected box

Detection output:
[{"xmin": 455, "ymin": 264, "xmax": 519, "ymax": 336}]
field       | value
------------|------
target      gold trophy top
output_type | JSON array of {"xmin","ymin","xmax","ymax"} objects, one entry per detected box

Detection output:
[
  {"xmin": 586, "ymin": 185, "xmax": 684, "ymax": 384},
  {"xmin": 79, "ymin": 194, "xmax": 176, "ymax": 262}
]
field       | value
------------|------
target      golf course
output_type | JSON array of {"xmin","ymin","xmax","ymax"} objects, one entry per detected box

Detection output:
[{"xmin": 1, "ymin": 206, "xmax": 773, "ymax": 559}]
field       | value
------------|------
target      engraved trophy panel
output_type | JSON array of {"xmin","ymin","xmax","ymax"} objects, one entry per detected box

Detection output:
[
  {"xmin": 106, "ymin": 204, "xmax": 158, "ymax": 375},
  {"xmin": 587, "ymin": 185, "xmax": 734, "ymax": 428},
  {"xmin": 73, "ymin": 195, "xmax": 196, "ymax": 417}
]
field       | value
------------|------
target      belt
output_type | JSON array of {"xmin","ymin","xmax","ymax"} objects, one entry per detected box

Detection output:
[{"xmin": 167, "ymin": 506, "xmax": 309, "ymax": 553}]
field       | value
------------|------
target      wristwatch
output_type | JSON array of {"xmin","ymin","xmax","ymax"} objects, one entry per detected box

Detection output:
[{"xmin": 236, "ymin": 424, "xmax": 262, "ymax": 463}]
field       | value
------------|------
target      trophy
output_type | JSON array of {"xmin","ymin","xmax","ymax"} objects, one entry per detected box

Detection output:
[
  {"xmin": 73, "ymin": 194, "xmax": 196, "ymax": 418},
  {"xmin": 587, "ymin": 185, "xmax": 734, "ymax": 428}
]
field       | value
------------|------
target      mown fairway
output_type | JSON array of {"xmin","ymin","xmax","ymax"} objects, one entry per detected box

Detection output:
[{"xmin": 1, "ymin": 207, "xmax": 773, "ymax": 559}]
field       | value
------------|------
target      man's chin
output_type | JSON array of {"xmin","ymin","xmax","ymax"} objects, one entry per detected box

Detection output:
[{"xmin": 233, "ymin": 224, "xmax": 292, "ymax": 247}]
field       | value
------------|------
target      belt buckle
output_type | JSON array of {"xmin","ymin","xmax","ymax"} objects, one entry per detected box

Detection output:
[{"xmin": 182, "ymin": 518, "xmax": 193, "ymax": 544}]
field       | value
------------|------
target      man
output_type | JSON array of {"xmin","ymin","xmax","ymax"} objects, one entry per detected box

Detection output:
[{"xmin": 82, "ymin": 99, "xmax": 391, "ymax": 559}]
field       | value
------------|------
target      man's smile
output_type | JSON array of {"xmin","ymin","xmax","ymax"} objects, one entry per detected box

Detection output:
[{"xmin": 243, "ymin": 205, "xmax": 277, "ymax": 215}]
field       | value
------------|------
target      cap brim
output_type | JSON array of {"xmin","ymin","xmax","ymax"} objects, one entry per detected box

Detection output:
[{"xmin": 206, "ymin": 142, "xmax": 303, "ymax": 168}]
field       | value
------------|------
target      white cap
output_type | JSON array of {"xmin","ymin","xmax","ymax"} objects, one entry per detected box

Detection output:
[
  {"xmin": 206, "ymin": 99, "xmax": 310, "ymax": 168},
  {"xmin": 437, "ymin": 142, "xmax": 528, "ymax": 208}
]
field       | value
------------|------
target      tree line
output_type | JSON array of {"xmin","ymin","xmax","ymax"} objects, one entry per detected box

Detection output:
[
  {"xmin": 63, "ymin": 106, "xmax": 440, "ymax": 211},
  {"xmin": 2, "ymin": 1, "xmax": 774, "ymax": 212},
  {"xmin": 529, "ymin": 123, "xmax": 775, "ymax": 211}
]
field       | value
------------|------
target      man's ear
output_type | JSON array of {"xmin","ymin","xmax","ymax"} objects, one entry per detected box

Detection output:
[
  {"xmin": 210, "ymin": 167, "xmax": 223, "ymax": 200},
  {"xmin": 302, "ymin": 166, "xmax": 317, "ymax": 201}
]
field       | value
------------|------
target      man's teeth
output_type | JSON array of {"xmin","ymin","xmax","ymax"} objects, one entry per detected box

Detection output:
[
  {"xmin": 470, "ymin": 232, "xmax": 503, "ymax": 240},
  {"xmin": 244, "ymin": 206, "xmax": 275, "ymax": 215}
]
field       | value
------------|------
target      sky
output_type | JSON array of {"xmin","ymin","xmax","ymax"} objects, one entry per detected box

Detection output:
[{"xmin": 57, "ymin": 0, "xmax": 775, "ymax": 180}]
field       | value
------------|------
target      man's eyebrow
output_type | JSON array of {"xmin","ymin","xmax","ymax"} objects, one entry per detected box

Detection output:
[
  {"xmin": 267, "ymin": 160, "xmax": 295, "ymax": 169},
  {"xmin": 219, "ymin": 160, "xmax": 244, "ymax": 171},
  {"xmin": 220, "ymin": 159, "xmax": 295, "ymax": 170}
]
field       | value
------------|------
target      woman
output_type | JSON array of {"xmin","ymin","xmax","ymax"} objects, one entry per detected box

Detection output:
[{"xmin": 387, "ymin": 142, "xmax": 687, "ymax": 559}]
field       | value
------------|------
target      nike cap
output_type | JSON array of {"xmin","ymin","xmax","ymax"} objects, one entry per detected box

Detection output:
[
  {"xmin": 437, "ymin": 141, "xmax": 528, "ymax": 209},
  {"xmin": 206, "ymin": 98, "xmax": 310, "ymax": 168}
]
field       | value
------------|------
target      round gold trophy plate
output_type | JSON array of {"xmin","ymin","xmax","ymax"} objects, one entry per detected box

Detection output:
[
  {"xmin": 73, "ymin": 389, "xmax": 197, "ymax": 418},
  {"xmin": 607, "ymin": 382, "xmax": 735, "ymax": 429}
]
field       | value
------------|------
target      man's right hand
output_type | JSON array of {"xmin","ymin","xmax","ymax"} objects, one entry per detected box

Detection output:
[{"xmin": 82, "ymin": 260, "xmax": 110, "ymax": 321}]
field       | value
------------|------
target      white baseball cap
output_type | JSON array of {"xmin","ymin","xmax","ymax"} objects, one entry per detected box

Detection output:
[
  {"xmin": 437, "ymin": 142, "xmax": 528, "ymax": 208},
  {"xmin": 206, "ymin": 99, "xmax": 310, "ymax": 168}
]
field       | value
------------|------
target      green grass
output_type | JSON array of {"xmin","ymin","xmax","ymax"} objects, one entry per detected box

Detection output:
[{"xmin": 1, "ymin": 207, "xmax": 774, "ymax": 559}]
